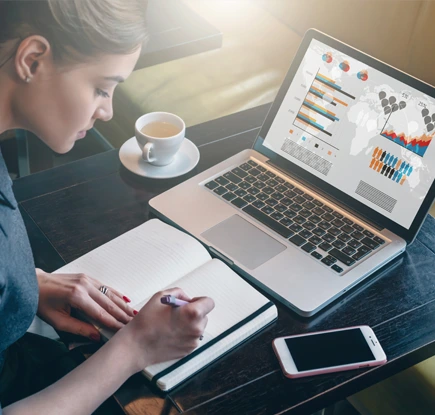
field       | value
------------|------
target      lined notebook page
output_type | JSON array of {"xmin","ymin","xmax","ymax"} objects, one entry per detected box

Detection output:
[
  {"xmin": 144, "ymin": 258, "xmax": 270, "ymax": 376},
  {"xmin": 153, "ymin": 305, "xmax": 277, "ymax": 391},
  {"xmin": 54, "ymin": 219, "xmax": 211, "ymax": 306}
]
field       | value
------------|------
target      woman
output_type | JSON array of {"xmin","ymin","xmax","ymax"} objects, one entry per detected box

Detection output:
[{"xmin": 0, "ymin": 1, "xmax": 214, "ymax": 414}]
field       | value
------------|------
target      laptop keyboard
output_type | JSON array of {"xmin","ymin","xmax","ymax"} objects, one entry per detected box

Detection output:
[{"xmin": 204, "ymin": 160, "xmax": 386, "ymax": 274}]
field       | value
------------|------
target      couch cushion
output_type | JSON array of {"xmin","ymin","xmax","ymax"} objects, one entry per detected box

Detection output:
[
  {"xmin": 259, "ymin": 0, "xmax": 425, "ymax": 75},
  {"xmin": 406, "ymin": 2, "xmax": 435, "ymax": 86},
  {"xmin": 95, "ymin": 0, "xmax": 302, "ymax": 148}
]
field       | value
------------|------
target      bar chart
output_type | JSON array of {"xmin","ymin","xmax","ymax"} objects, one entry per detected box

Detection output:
[{"xmin": 293, "ymin": 70, "xmax": 356, "ymax": 143}]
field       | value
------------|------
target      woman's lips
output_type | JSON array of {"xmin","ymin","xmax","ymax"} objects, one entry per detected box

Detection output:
[{"xmin": 77, "ymin": 130, "xmax": 87, "ymax": 139}]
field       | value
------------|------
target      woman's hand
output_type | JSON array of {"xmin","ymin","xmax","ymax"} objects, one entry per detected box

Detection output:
[
  {"xmin": 36, "ymin": 268, "xmax": 136, "ymax": 341},
  {"xmin": 121, "ymin": 287, "xmax": 215, "ymax": 371}
]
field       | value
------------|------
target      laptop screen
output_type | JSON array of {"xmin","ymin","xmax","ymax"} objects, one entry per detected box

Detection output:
[{"xmin": 262, "ymin": 38, "xmax": 435, "ymax": 230}]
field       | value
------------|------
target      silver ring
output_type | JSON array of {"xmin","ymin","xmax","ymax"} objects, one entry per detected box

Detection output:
[{"xmin": 99, "ymin": 285, "xmax": 109, "ymax": 295}]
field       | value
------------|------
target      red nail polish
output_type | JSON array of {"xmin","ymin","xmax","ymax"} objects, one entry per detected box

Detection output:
[
  {"xmin": 133, "ymin": 310, "xmax": 138, "ymax": 315},
  {"xmin": 123, "ymin": 296, "xmax": 131, "ymax": 303},
  {"xmin": 90, "ymin": 333, "xmax": 100, "ymax": 342}
]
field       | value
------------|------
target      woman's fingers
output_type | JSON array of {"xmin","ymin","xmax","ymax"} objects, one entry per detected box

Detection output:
[
  {"xmin": 88, "ymin": 286, "xmax": 135, "ymax": 324},
  {"xmin": 103, "ymin": 288, "xmax": 136, "ymax": 318},
  {"xmin": 160, "ymin": 287, "xmax": 192, "ymax": 302},
  {"xmin": 72, "ymin": 290, "xmax": 126, "ymax": 331},
  {"xmin": 54, "ymin": 314, "xmax": 101, "ymax": 341},
  {"xmin": 74, "ymin": 275, "xmax": 135, "ymax": 325},
  {"xmin": 88, "ymin": 276, "xmax": 132, "ymax": 304},
  {"xmin": 184, "ymin": 296, "xmax": 215, "ymax": 320}
]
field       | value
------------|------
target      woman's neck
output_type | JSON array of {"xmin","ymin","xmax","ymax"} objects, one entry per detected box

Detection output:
[
  {"xmin": 0, "ymin": 40, "xmax": 22, "ymax": 134},
  {"xmin": 0, "ymin": 69, "xmax": 17, "ymax": 135}
]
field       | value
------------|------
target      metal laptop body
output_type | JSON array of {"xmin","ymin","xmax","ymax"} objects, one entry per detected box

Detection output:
[{"xmin": 150, "ymin": 30, "xmax": 435, "ymax": 316}]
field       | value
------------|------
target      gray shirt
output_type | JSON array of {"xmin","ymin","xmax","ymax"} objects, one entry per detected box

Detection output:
[{"xmin": 0, "ymin": 149, "xmax": 38, "ymax": 410}]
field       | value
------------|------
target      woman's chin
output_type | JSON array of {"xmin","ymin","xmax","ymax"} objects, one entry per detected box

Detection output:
[
  {"xmin": 33, "ymin": 135, "xmax": 74, "ymax": 154},
  {"xmin": 50, "ymin": 140, "xmax": 76, "ymax": 154}
]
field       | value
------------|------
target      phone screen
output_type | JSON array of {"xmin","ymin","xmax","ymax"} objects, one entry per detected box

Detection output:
[{"xmin": 285, "ymin": 328, "xmax": 376, "ymax": 371}]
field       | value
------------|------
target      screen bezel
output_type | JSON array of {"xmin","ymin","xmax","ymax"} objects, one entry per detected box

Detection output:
[
  {"xmin": 254, "ymin": 29, "xmax": 435, "ymax": 243},
  {"xmin": 274, "ymin": 326, "xmax": 386, "ymax": 375}
]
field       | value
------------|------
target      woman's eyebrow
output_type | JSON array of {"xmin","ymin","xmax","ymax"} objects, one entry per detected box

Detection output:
[{"xmin": 103, "ymin": 76, "xmax": 125, "ymax": 83}]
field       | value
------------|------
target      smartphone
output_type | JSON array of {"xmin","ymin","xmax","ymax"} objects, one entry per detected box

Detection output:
[{"xmin": 272, "ymin": 326, "xmax": 386, "ymax": 378}]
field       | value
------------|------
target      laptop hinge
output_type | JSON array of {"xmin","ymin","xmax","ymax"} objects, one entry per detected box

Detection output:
[{"xmin": 265, "ymin": 160, "xmax": 384, "ymax": 231}]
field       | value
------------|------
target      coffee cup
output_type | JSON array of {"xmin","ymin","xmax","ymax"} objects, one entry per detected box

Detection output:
[{"xmin": 135, "ymin": 112, "xmax": 185, "ymax": 166}]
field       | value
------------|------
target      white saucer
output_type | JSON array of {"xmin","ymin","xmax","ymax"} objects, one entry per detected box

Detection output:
[{"xmin": 119, "ymin": 137, "xmax": 200, "ymax": 179}]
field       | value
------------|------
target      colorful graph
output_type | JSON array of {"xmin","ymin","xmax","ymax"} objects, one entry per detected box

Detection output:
[
  {"xmin": 303, "ymin": 98, "xmax": 340, "ymax": 121},
  {"xmin": 357, "ymin": 70, "xmax": 368, "ymax": 81},
  {"xmin": 308, "ymin": 86, "xmax": 337, "ymax": 106},
  {"xmin": 293, "ymin": 70, "xmax": 356, "ymax": 142},
  {"xmin": 369, "ymin": 147, "xmax": 413, "ymax": 185},
  {"xmin": 308, "ymin": 77, "xmax": 352, "ymax": 107},
  {"xmin": 322, "ymin": 52, "xmax": 333, "ymax": 63},
  {"xmin": 380, "ymin": 130, "xmax": 433, "ymax": 157},
  {"xmin": 339, "ymin": 61, "xmax": 350, "ymax": 72},
  {"xmin": 295, "ymin": 112, "xmax": 332, "ymax": 137},
  {"xmin": 322, "ymin": 52, "xmax": 359, "ymax": 78},
  {"xmin": 378, "ymin": 91, "xmax": 435, "ymax": 157},
  {"xmin": 314, "ymin": 73, "xmax": 356, "ymax": 100}
]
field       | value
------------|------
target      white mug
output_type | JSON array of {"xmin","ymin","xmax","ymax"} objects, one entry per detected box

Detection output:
[{"xmin": 135, "ymin": 112, "xmax": 185, "ymax": 166}]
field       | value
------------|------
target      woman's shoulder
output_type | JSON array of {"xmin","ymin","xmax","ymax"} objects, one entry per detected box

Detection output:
[
  {"xmin": 0, "ymin": 149, "xmax": 38, "ymax": 357},
  {"xmin": 0, "ymin": 150, "xmax": 17, "ymax": 210}
]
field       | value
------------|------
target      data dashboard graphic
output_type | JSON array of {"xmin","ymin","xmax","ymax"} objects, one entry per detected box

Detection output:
[
  {"xmin": 369, "ymin": 147, "xmax": 413, "ymax": 185},
  {"xmin": 357, "ymin": 70, "xmax": 368, "ymax": 81},
  {"xmin": 380, "ymin": 130, "xmax": 433, "ymax": 157},
  {"xmin": 339, "ymin": 60, "xmax": 350, "ymax": 72},
  {"xmin": 262, "ymin": 37, "xmax": 435, "ymax": 229},
  {"xmin": 293, "ymin": 71, "xmax": 355, "ymax": 142},
  {"xmin": 378, "ymin": 91, "xmax": 435, "ymax": 157}
]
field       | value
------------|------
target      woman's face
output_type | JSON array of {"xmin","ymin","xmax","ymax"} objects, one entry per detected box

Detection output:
[{"xmin": 12, "ymin": 48, "xmax": 141, "ymax": 153}]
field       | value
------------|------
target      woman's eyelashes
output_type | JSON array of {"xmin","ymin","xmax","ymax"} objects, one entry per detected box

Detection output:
[{"xmin": 96, "ymin": 88, "xmax": 110, "ymax": 98}]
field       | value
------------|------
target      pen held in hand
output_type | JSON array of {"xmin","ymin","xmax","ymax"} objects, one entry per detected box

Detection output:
[
  {"xmin": 160, "ymin": 294, "xmax": 189, "ymax": 307},
  {"xmin": 160, "ymin": 295, "xmax": 203, "ymax": 340}
]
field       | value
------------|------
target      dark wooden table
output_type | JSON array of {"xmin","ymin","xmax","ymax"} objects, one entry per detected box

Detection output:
[{"xmin": 13, "ymin": 104, "xmax": 435, "ymax": 415}]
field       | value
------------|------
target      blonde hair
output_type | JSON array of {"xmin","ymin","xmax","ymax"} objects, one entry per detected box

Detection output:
[{"xmin": 0, "ymin": 0, "xmax": 148, "ymax": 64}]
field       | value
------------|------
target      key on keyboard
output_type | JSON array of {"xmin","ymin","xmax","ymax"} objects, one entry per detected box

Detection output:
[
  {"xmin": 242, "ymin": 205, "xmax": 294, "ymax": 238},
  {"xmin": 206, "ymin": 161, "xmax": 388, "ymax": 269}
]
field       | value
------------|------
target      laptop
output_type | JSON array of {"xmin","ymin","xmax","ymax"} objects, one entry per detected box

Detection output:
[{"xmin": 149, "ymin": 29, "xmax": 435, "ymax": 316}]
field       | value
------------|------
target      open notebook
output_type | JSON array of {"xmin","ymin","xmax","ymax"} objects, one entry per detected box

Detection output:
[{"xmin": 54, "ymin": 219, "xmax": 277, "ymax": 391}]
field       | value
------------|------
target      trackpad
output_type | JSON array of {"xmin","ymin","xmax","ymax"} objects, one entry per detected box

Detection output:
[{"xmin": 201, "ymin": 215, "xmax": 286, "ymax": 269}]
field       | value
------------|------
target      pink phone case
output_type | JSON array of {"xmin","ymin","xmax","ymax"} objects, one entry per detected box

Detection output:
[{"xmin": 272, "ymin": 326, "xmax": 387, "ymax": 379}]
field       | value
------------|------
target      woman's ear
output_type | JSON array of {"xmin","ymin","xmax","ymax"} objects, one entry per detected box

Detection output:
[{"xmin": 14, "ymin": 35, "xmax": 51, "ymax": 83}]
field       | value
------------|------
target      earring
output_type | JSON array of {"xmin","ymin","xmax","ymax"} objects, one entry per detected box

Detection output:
[{"xmin": 25, "ymin": 76, "xmax": 31, "ymax": 83}]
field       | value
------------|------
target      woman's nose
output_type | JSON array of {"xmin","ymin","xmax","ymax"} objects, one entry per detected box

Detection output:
[{"xmin": 95, "ymin": 101, "xmax": 113, "ymax": 122}]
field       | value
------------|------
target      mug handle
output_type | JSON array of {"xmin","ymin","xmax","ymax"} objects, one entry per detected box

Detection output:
[{"xmin": 143, "ymin": 142, "xmax": 156, "ymax": 162}]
